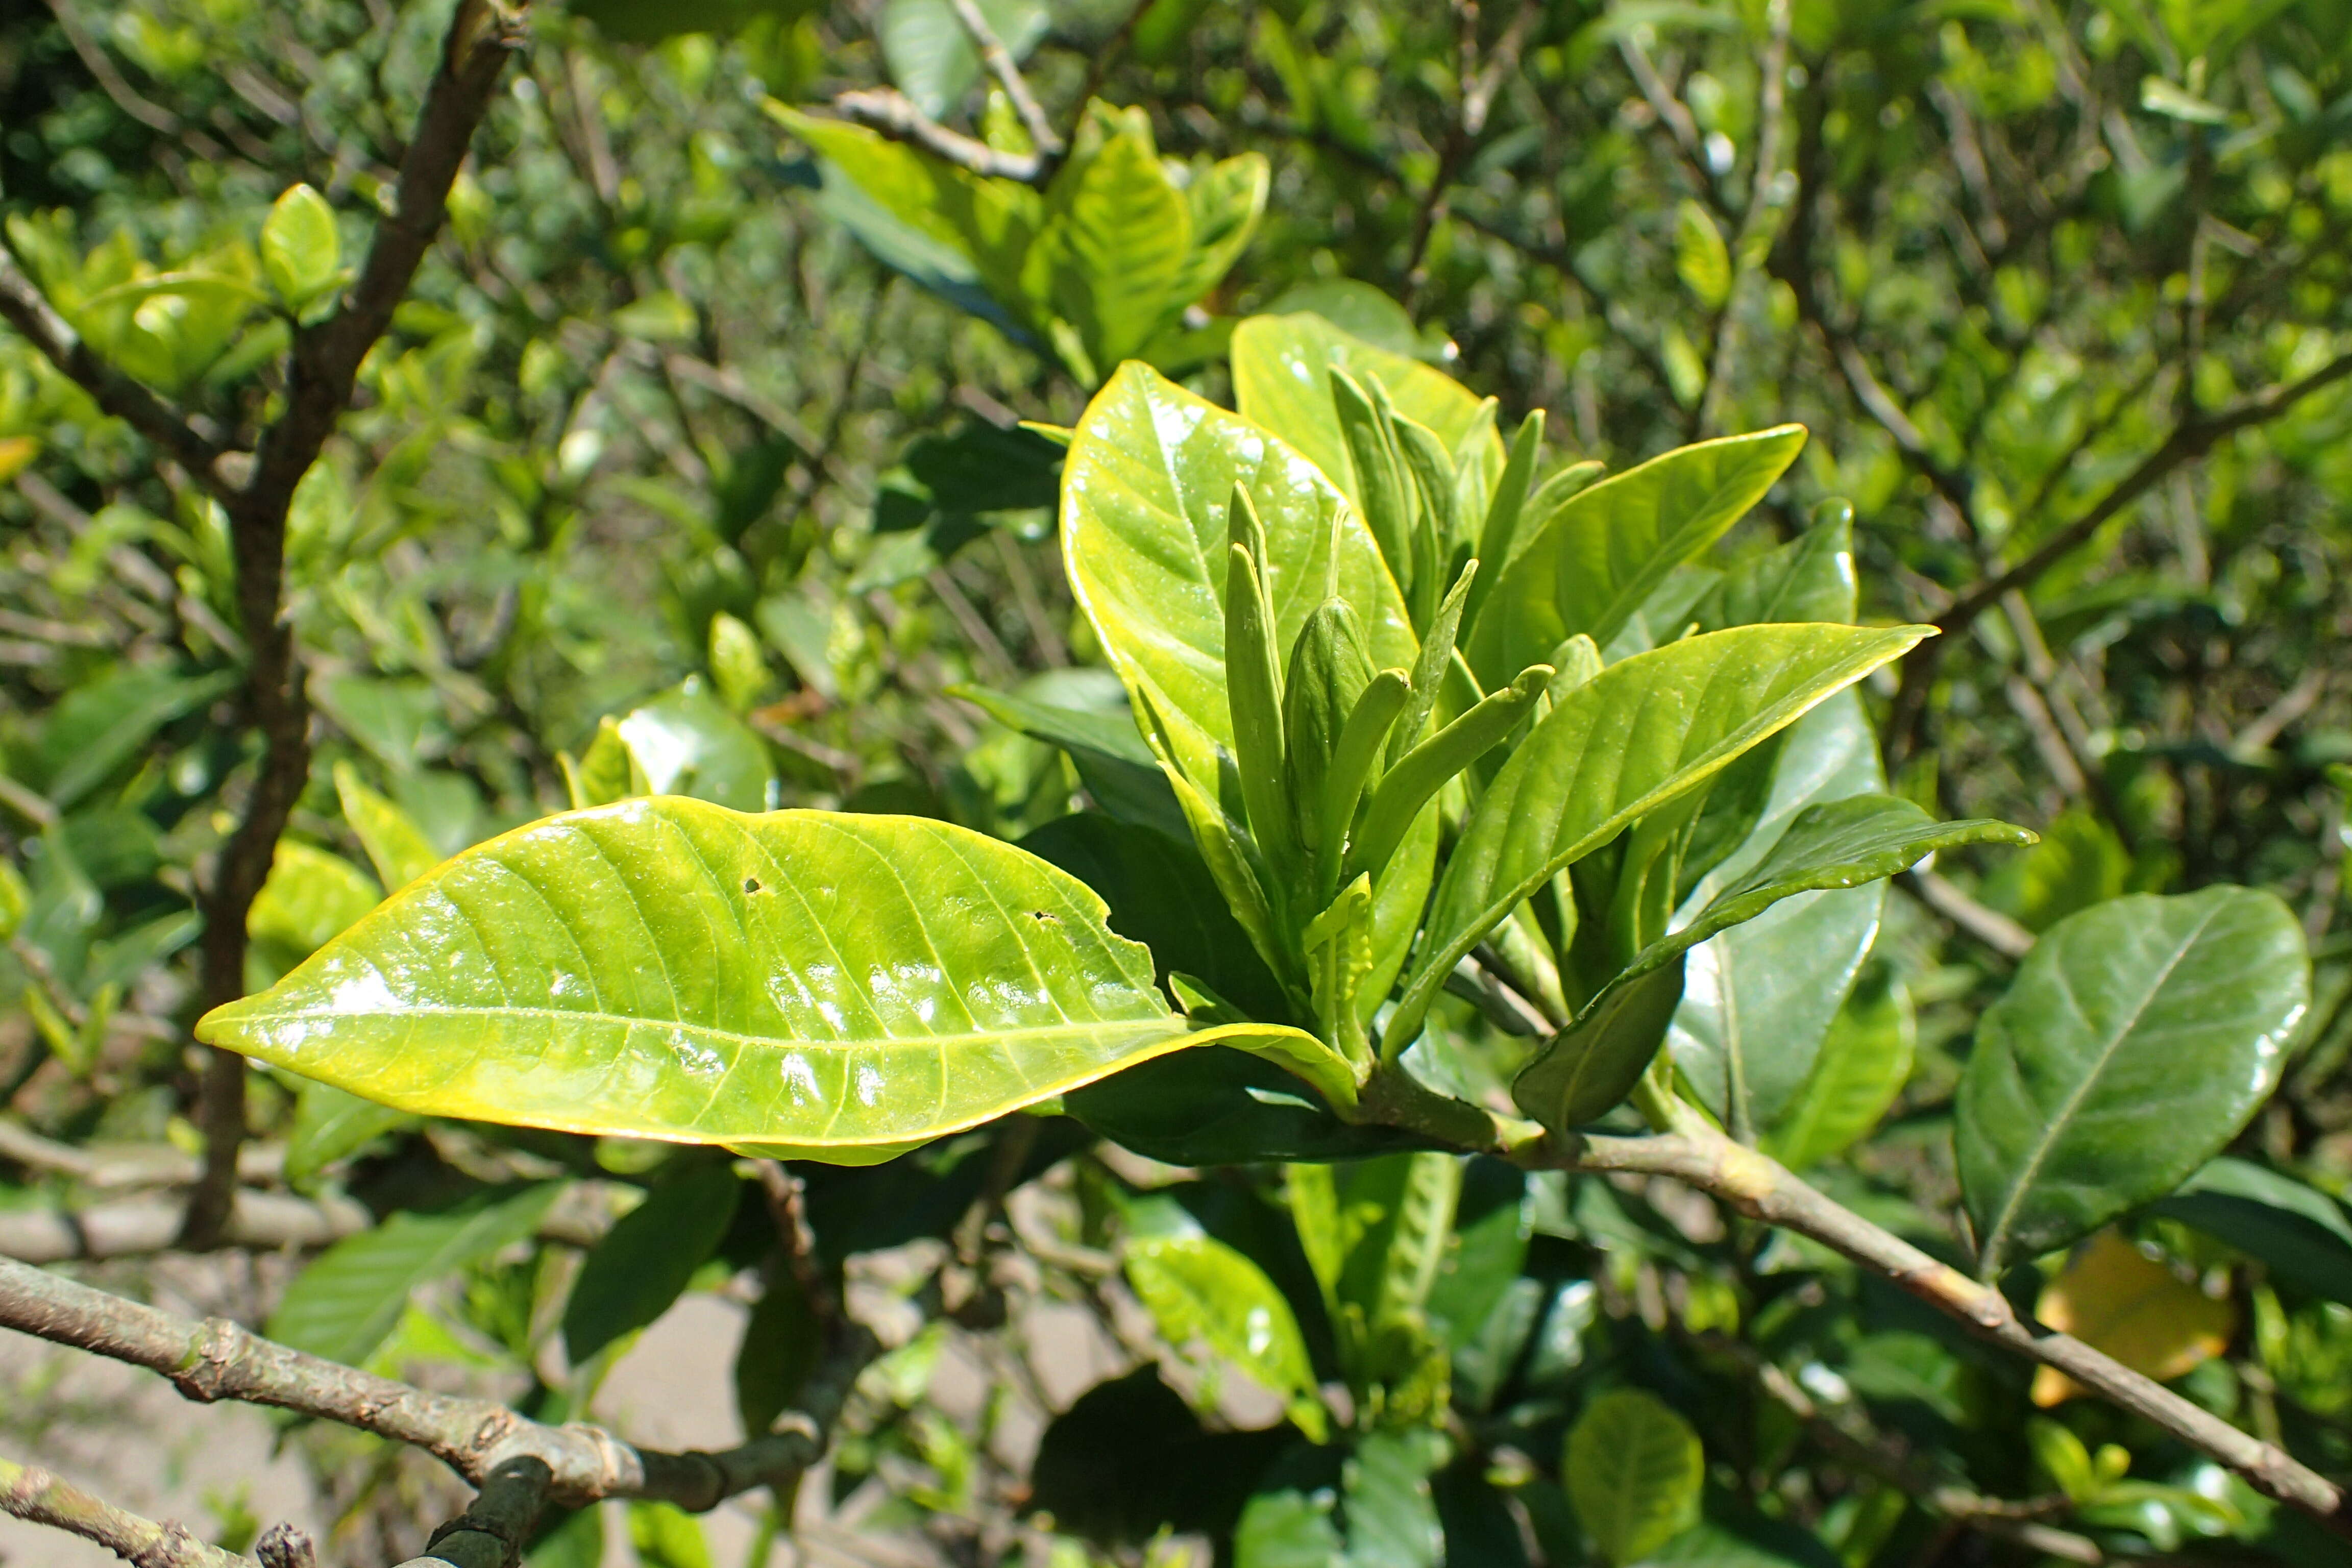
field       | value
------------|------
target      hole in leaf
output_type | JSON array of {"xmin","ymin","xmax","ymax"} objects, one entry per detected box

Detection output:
[{"xmin": 743, "ymin": 877, "xmax": 762, "ymax": 893}]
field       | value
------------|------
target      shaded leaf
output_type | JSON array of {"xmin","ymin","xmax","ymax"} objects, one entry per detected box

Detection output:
[
  {"xmin": 955, "ymin": 683, "xmax": 1188, "ymax": 842},
  {"xmin": 1564, "ymin": 1389, "xmax": 1704, "ymax": 1566},
  {"xmin": 268, "ymin": 1184, "xmax": 558, "ymax": 1366},
  {"xmin": 1958, "ymin": 887, "xmax": 2310, "ymax": 1275},
  {"xmin": 1066, "ymin": 1046, "xmax": 1437, "ymax": 1166},
  {"xmin": 564, "ymin": 1160, "xmax": 744, "ymax": 1364},
  {"xmin": 880, "ymin": 0, "xmax": 1049, "ymax": 118},
  {"xmin": 334, "ymin": 762, "xmax": 440, "ymax": 891},
  {"xmin": 2153, "ymin": 1158, "xmax": 2352, "ymax": 1306},
  {"xmin": 1761, "ymin": 966, "xmax": 1916, "ymax": 1170}
]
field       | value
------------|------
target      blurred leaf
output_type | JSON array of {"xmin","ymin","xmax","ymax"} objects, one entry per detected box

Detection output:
[
  {"xmin": 959, "ymin": 688, "xmax": 1188, "ymax": 843},
  {"xmin": 285, "ymin": 1080, "xmax": 418, "ymax": 1184},
  {"xmin": 34, "ymin": 665, "xmax": 236, "ymax": 811},
  {"xmin": 565, "ymin": 1160, "xmax": 744, "ymax": 1364},
  {"xmin": 573, "ymin": 0, "xmax": 818, "ymax": 41},
  {"xmin": 1067, "ymin": 1046, "xmax": 1435, "ymax": 1165},
  {"xmin": 880, "ymin": 0, "xmax": 1049, "ymax": 119},
  {"xmin": 2153, "ymin": 1158, "xmax": 2352, "ymax": 1306},
  {"xmin": 259, "ymin": 184, "xmax": 341, "ymax": 312},
  {"xmin": 736, "ymin": 1270, "xmax": 820, "ymax": 1437},
  {"xmin": 1674, "ymin": 200, "xmax": 1731, "ymax": 309},
  {"xmin": 1032, "ymin": 1365, "xmax": 1291, "ymax": 1545},
  {"xmin": 1343, "ymin": 1428, "xmax": 1447, "ymax": 1568},
  {"xmin": 1124, "ymin": 1230, "xmax": 1327, "ymax": 1439},
  {"xmin": 1564, "ymin": 1389, "xmax": 1704, "ymax": 1566},
  {"xmin": 617, "ymin": 679, "xmax": 776, "ymax": 812},
  {"xmin": 626, "ymin": 1502, "xmax": 714, "ymax": 1568},
  {"xmin": 269, "ymin": 1184, "xmax": 558, "ymax": 1366},
  {"xmin": 1959, "ymin": 887, "xmax": 2310, "ymax": 1275},
  {"xmin": 2030, "ymin": 1230, "xmax": 2236, "ymax": 1406},
  {"xmin": 1236, "ymin": 1488, "xmax": 1343, "ymax": 1568},
  {"xmin": 334, "ymin": 763, "xmax": 440, "ymax": 891}
]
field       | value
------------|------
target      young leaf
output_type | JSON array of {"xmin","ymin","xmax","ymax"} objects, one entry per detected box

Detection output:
[
  {"xmin": 1232, "ymin": 312, "xmax": 1504, "ymax": 513},
  {"xmin": 1465, "ymin": 426, "xmax": 1807, "ymax": 689},
  {"xmin": 1317, "ymin": 668, "xmax": 1410, "ymax": 893},
  {"xmin": 1393, "ymin": 624, "xmax": 1932, "ymax": 1051},
  {"xmin": 1761, "ymin": 967, "xmax": 1916, "ymax": 1170},
  {"xmin": 1035, "ymin": 106, "xmax": 1193, "ymax": 373},
  {"xmin": 1331, "ymin": 368, "xmax": 1418, "ymax": 577},
  {"xmin": 1674, "ymin": 199, "xmax": 1732, "ymax": 309},
  {"xmin": 1060, "ymin": 363, "xmax": 1415, "ymax": 802},
  {"xmin": 1390, "ymin": 555, "xmax": 1478, "ymax": 767},
  {"xmin": 334, "ymin": 762, "xmax": 440, "ymax": 891},
  {"xmin": 1350, "ymin": 662, "xmax": 1551, "ymax": 891},
  {"xmin": 1283, "ymin": 600, "xmax": 1376, "ymax": 856},
  {"xmin": 1165, "ymin": 154, "xmax": 1271, "ymax": 314},
  {"xmin": 1226, "ymin": 534, "xmax": 1298, "ymax": 871},
  {"xmin": 260, "ymin": 183, "xmax": 341, "ymax": 312},
  {"xmin": 1958, "ymin": 887, "xmax": 2310, "ymax": 1277},
  {"xmin": 564, "ymin": 1160, "xmax": 744, "ymax": 1364},
  {"xmin": 199, "ymin": 801, "xmax": 1231, "ymax": 1158},
  {"xmin": 1564, "ymin": 1389, "xmax": 1704, "ymax": 1567},
  {"xmin": 1124, "ymin": 1232, "xmax": 1329, "ymax": 1441}
]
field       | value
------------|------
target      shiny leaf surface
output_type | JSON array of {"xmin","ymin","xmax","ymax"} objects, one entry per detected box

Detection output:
[
  {"xmin": 1230, "ymin": 313, "xmax": 1503, "ymax": 513},
  {"xmin": 201, "ymin": 800, "xmax": 1216, "ymax": 1157},
  {"xmin": 1958, "ymin": 887, "xmax": 2310, "ymax": 1275},
  {"xmin": 1396, "ymin": 624, "xmax": 1931, "ymax": 1049},
  {"xmin": 1124, "ymin": 1230, "xmax": 1328, "ymax": 1440},
  {"xmin": 1060, "ymin": 362, "xmax": 1414, "ymax": 798},
  {"xmin": 1465, "ymin": 426, "xmax": 1806, "ymax": 688}
]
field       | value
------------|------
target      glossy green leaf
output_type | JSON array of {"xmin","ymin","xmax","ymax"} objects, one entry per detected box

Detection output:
[
  {"xmin": 334, "ymin": 762, "xmax": 440, "ymax": 891},
  {"xmin": 616, "ymin": 679, "xmax": 775, "ymax": 812},
  {"xmin": 564, "ymin": 716, "xmax": 642, "ymax": 810},
  {"xmin": 1958, "ymin": 887, "xmax": 2311, "ymax": 1276},
  {"xmin": 201, "ymin": 801, "xmax": 1230, "ymax": 1157},
  {"xmin": 1565, "ymin": 1389, "xmax": 1705, "ymax": 1567},
  {"xmin": 1461, "ymin": 413, "xmax": 1555, "ymax": 629},
  {"xmin": 1124, "ymin": 1230, "xmax": 1328, "ymax": 1440},
  {"xmin": 268, "ymin": 1184, "xmax": 558, "ymax": 1366},
  {"xmin": 1702, "ymin": 500, "xmax": 1857, "ymax": 629},
  {"xmin": 1668, "ymin": 797, "xmax": 2026, "ymax": 1138},
  {"xmin": 1395, "ymin": 624, "xmax": 1932, "ymax": 1050},
  {"xmin": 1061, "ymin": 361, "xmax": 1415, "ymax": 799},
  {"xmin": 260, "ymin": 183, "xmax": 341, "ymax": 312},
  {"xmin": 564, "ymin": 1160, "xmax": 744, "ymax": 1364},
  {"xmin": 1231, "ymin": 313, "xmax": 1504, "ymax": 511},
  {"xmin": 1351, "ymin": 663, "xmax": 1548, "ymax": 890},
  {"xmin": 1283, "ymin": 599, "xmax": 1377, "ymax": 862},
  {"xmin": 1464, "ymin": 426, "xmax": 1806, "ymax": 689},
  {"xmin": 1762, "ymin": 966, "xmax": 1916, "ymax": 1170},
  {"xmin": 2153, "ymin": 1158, "xmax": 2352, "ymax": 1305},
  {"xmin": 1035, "ymin": 107, "xmax": 1191, "ymax": 374}
]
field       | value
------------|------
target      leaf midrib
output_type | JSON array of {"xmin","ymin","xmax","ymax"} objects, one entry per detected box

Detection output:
[
  {"xmin": 1976, "ymin": 900, "xmax": 2225, "ymax": 1273},
  {"xmin": 227, "ymin": 1002, "xmax": 1186, "ymax": 1054}
]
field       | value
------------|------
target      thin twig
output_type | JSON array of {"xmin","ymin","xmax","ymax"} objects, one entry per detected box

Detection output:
[
  {"xmin": 828, "ymin": 89, "xmax": 1044, "ymax": 184},
  {"xmin": 946, "ymin": 0, "xmax": 1061, "ymax": 156},
  {"xmin": 184, "ymin": 0, "xmax": 529, "ymax": 1250},
  {"xmin": 1898, "ymin": 869, "xmax": 2036, "ymax": 959},
  {"xmin": 400, "ymin": 1455, "xmax": 552, "ymax": 1568},
  {"xmin": 0, "ymin": 1452, "xmax": 256, "ymax": 1567},
  {"xmin": 0, "ymin": 1256, "xmax": 876, "ymax": 1511},
  {"xmin": 1547, "ymin": 1116, "xmax": 2350, "ymax": 1532}
]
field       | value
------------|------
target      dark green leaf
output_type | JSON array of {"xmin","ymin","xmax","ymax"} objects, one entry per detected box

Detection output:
[
  {"xmin": 564, "ymin": 1161, "xmax": 744, "ymax": 1363},
  {"xmin": 2153, "ymin": 1158, "xmax": 2352, "ymax": 1305},
  {"xmin": 736, "ymin": 1269, "xmax": 821, "ymax": 1437},
  {"xmin": 1066, "ymin": 1046, "xmax": 1436, "ymax": 1165},
  {"xmin": 1958, "ymin": 887, "xmax": 2311, "ymax": 1275},
  {"xmin": 1564, "ymin": 1388, "xmax": 1704, "ymax": 1566},
  {"xmin": 953, "ymin": 683, "xmax": 1188, "ymax": 842}
]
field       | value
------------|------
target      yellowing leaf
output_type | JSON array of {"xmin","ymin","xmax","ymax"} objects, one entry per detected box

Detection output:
[
  {"xmin": 2030, "ymin": 1229, "xmax": 2235, "ymax": 1406},
  {"xmin": 0, "ymin": 437, "xmax": 36, "ymax": 486}
]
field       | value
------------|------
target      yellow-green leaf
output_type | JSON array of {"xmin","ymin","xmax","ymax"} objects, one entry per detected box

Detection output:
[
  {"xmin": 333, "ymin": 762, "xmax": 439, "ymax": 892},
  {"xmin": 260, "ymin": 183, "xmax": 341, "ymax": 312},
  {"xmin": 1564, "ymin": 1388, "xmax": 1704, "ymax": 1566},
  {"xmin": 199, "ymin": 801, "xmax": 1225, "ymax": 1159},
  {"xmin": 2029, "ymin": 1230, "xmax": 2236, "ymax": 1406}
]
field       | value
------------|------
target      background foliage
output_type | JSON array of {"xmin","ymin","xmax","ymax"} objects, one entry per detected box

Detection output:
[{"xmin": 3, "ymin": 0, "xmax": 2352, "ymax": 1563}]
